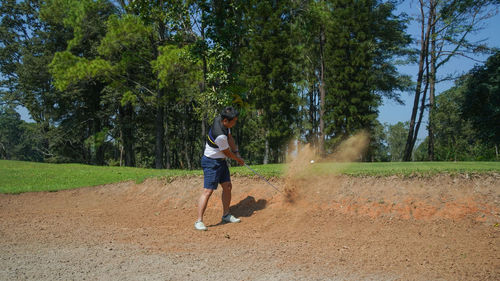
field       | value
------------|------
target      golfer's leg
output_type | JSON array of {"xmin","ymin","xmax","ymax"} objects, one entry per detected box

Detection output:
[
  {"xmin": 221, "ymin": 181, "xmax": 232, "ymax": 216},
  {"xmin": 197, "ymin": 188, "xmax": 213, "ymax": 221}
]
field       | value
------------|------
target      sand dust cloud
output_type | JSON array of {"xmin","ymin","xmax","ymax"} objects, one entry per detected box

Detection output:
[{"xmin": 283, "ymin": 131, "xmax": 370, "ymax": 203}]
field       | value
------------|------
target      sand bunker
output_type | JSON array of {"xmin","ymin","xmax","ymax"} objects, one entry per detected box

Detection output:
[
  {"xmin": 2, "ymin": 133, "xmax": 499, "ymax": 280},
  {"xmin": 1, "ymin": 173, "xmax": 499, "ymax": 280}
]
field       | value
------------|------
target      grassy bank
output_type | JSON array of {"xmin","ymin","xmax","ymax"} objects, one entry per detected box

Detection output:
[
  {"xmin": 0, "ymin": 160, "xmax": 200, "ymax": 194},
  {"xmin": 1, "ymin": 160, "xmax": 499, "ymax": 194},
  {"xmin": 307, "ymin": 161, "xmax": 500, "ymax": 177},
  {"xmin": 232, "ymin": 161, "xmax": 500, "ymax": 178}
]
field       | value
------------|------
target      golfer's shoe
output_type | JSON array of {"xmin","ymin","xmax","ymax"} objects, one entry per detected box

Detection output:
[
  {"xmin": 222, "ymin": 213, "xmax": 241, "ymax": 223},
  {"xmin": 194, "ymin": 220, "xmax": 207, "ymax": 231}
]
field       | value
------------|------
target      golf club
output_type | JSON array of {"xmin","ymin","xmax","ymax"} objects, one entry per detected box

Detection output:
[{"xmin": 244, "ymin": 164, "xmax": 284, "ymax": 194}]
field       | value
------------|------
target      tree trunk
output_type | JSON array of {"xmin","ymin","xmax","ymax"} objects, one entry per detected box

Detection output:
[
  {"xmin": 264, "ymin": 130, "xmax": 269, "ymax": 164},
  {"xmin": 120, "ymin": 104, "xmax": 135, "ymax": 167},
  {"xmin": 428, "ymin": 12, "xmax": 437, "ymax": 161},
  {"xmin": 154, "ymin": 11, "xmax": 166, "ymax": 169},
  {"xmin": 182, "ymin": 107, "xmax": 191, "ymax": 170},
  {"xmin": 94, "ymin": 117, "xmax": 105, "ymax": 165},
  {"xmin": 155, "ymin": 88, "xmax": 165, "ymax": 169},
  {"xmin": 403, "ymin": 0, "xmax": 432, "ymax": 161},
  {"xmin": 318, "ymin": 25, "xmax": 326, "ymax": 157},
  {"xmin": 201, "ymin": 11, "xmax": 208, "ymax": 148},
  {"xmin": 308, "ymin": 84, "xmax": 316, "ymax": 144},
  {"xmin": 165, "ymin": 104, "xmax": 171, "ymax": 169},
  {"xmin": 119, "ymin": 130, "xmax": 123, "ymax": 166},
  {"xmin": 413, "ymin": 45, "xmax": 430, "ymax": 150}
]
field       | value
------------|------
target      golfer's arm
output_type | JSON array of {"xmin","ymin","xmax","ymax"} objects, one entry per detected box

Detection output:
[
  {"xmin": 228, "ymin": 133, "xmax": 239, "ymax": 154},
  {"xmin": 222, "ymin": 148, "xmax": 240, "ymax": 162}
]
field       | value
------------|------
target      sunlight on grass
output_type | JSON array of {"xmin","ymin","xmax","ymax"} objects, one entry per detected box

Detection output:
[
  {"xmin": 0, "ymin": 160, "xmax": 201, "ymax": 194},
  {"xmin": 1, "ymin": 160, "xmax": 498, "ymax": 194}
]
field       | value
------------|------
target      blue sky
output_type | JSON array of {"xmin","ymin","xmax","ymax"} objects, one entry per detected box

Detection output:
[
  {"xmin": 378, "ymin": 1, "xmax": 500, "ymax": 141},
  {"xmin": 17, "ymin": 1, "xmax": 500, "ymax": 140}
]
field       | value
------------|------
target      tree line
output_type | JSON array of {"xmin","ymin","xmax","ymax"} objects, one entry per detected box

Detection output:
[{"xmin": 0, "ymin": 0, "xmax": 498, "ymax": 168}]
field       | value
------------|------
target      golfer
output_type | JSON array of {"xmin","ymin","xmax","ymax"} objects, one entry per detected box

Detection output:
[{"xmin": 195, "ymin": 106, "xmax": 245, "ymax": 231}]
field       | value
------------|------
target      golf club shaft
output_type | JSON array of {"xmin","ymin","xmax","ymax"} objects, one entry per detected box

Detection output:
[{"xmin": 244, "ymin": 164, "xmax": 283, "ymax": 194}]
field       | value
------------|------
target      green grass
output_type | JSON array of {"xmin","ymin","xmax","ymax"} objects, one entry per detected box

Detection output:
[
  {"xmin": 1, "ymin": 160, "xmax": 499, "ymax": 194},
  {"xmin": 311, "ymin": 161, "xmax": 500, "ymax": 176},
  {"xmin": 234, "ymin": 161, "xmax": 500, "ymax": 178},
  {"xmin": 0, "ymin": 160, "xmax": 201, "ymax": 194}
]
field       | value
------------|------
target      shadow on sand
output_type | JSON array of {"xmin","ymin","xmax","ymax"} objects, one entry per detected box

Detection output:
[
  {"xmin": 208, "ymin": 196, "xmax": 267, "ymax": 227},
  {"xmin": 229, "ymin": 196, "xmax": 267, "ymax": 218}
]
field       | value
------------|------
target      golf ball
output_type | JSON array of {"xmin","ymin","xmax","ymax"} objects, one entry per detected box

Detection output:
[{"xmin": 310, "ymin": 160, "xmax": 315, "ymax": 164}]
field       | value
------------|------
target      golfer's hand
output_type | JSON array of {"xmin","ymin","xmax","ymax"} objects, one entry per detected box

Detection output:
[{"xmin": 236, "ymin": 157, "xmax": 245, "ymax": 166}]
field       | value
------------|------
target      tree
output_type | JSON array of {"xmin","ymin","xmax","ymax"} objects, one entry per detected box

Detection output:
[
  {"xmin": 0, "ymin": 106, "xmax": 42, "ymax": 161},
  {"xmin": 365, "ymin": 120, "xmax": 390, "ymax": 162},
  {"xmin": 300, "ymin": 0, "xmax": 328, "ymax": 157},
  {"xmin": 423, "ymin": 73, "xmax": 497, "ymax": 161},
  {"xmin": 432, "ymin": 83, "xmax": 476, "ymax": 160},
  {"xmin": 0, "ymin": 0, "xmax": 80, "ymax": 162},
  {"xmin": 43, "ymin": 0, "xmax": 117, "ymax": 165},
  {"xmin": 125, "ymin": 0, "xmax": 199, "ymax": 169},
  {"xmin": 0, "ymin": 0, "xmax": 419, "ymax": 165},
  {"xmin": 92, "ymin": 13, "xmax": 155, "ymax": 167},
  {"xmin": 294, "ymin": 0, "xmax": 411, "ymax": 156},
  {"xmin": 322, "ymin": 0, "xmax": 411, "ymax": 152},
  {"xmin": 386, "ymin": 121, "xmax": 409, "ymax": 161},
  {"xmin": 152, "ymin": 45, "xmax": 203, "ymax": 169},
  {"xmin": 205, "ymin": 0, "xmax": 247, "ymax": 78},
  {"xmin": 0, "ymin": 0, "xmax": 42, "ymax": 105},
  {"xmin": 402, "ymin": 0, "xmax": 499, "ymax": 161},
  {"xmin": 462, "ymin": 51, "xmax": 500, "ymax": 159},
  {"xmin": 0, "ymin": 106, "xmax": 23, "ymax": 159},
  {"xmin": 240, "ymin": 0, "xmax": 301, "ymax": 164}
]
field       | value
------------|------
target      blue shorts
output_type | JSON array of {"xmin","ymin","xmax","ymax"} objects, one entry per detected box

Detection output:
[{"xmin": 201, "ymin": 155, "xmax": 231, "ymax": 190}]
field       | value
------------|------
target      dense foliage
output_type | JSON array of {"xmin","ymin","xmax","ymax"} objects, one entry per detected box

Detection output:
[
  {"xmin": 0, "ymin": 0, "xmax": 497, "ymax": 167},
  {"xmin": 417, "ymin": 52, "xmax": 500, "ymax": 161}
]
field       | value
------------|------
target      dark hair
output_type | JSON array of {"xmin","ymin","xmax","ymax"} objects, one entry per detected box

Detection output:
[{"xmin": 221, "ymin": 106, "xmax": 239, "ymax": 121}]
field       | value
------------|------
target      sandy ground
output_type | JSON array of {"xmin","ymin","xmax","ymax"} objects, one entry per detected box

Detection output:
[{"xmin": 1, "ymin": 173, "xmax": 499, "ymax": 280}]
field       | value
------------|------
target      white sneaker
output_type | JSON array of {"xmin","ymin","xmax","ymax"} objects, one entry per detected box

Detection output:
[
  {"xmin": 194, "ymin": 220, "xmax": 207, "ymax": 231},
  {"xmin": 222, "ymin": 213, "xmax": 241, "ymax": 223}
]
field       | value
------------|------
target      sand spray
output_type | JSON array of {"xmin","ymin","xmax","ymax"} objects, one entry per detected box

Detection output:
[{"xmin": 282, "ymin": 131, "xmax": 370, "ymax": 203}]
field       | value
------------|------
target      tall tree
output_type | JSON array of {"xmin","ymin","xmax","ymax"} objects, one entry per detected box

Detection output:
[
  {"xmin": 462, "ymin": 51, "xmax": 500, "ymax": 159},
  {"xmin": 50, "ymin": 11, "xmax": 155, "ymax": 167},
  {"xmin": 402, "ymin": 0, "xmax": 433, "ymax": 162},
  {"xmin": 43, "ymin": 0, "xmax": 117, "ymax": 164},
  {"xmin": 402, "ymin": 0, "xmax": 499, "ymax": 161},
  {"xmin": 323, "ymin": 0, "xmax": 411, "ymax": 151},
  {"xmin": 126, "ymin": 0, "xmax": 198, "ymax": 168},
  {"xmin": 241, "ymin": 0, "xmax": 301, "ymax": 163},
  {"xmin": 298, "ymin": 0, "xmax": 329, "ymax": 156},
  {"xmin": 0, "ymin": 0, "xmax": 76, "ymax": 161}
]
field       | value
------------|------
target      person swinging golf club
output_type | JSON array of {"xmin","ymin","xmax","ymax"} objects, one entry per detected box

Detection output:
[{"xmin": 195, "ymin": 106, "xmax": 245, "ymax": 231}]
